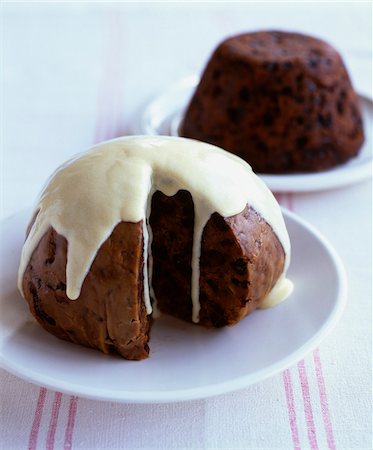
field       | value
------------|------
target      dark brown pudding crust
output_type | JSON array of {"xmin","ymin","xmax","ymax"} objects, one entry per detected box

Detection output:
[
  {"xmin": 23, "ymin": 219, "xmax": 150, "ymax": 360},
  {"xmin": 22, "ymin": 190, "xmax": 285, "ymax": 360},
  {"xmin": 181, "ymin": 31, "xmax": 364, "ymax": 173}
]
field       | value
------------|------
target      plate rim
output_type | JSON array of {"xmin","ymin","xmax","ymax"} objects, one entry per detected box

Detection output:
[
  {"xmin": 0, "ymin": 208, "xmax": 347, "ymax": 403},
  {"xmin": 137, "ymin": 75, "xmax": 372, "ymax": 193}
]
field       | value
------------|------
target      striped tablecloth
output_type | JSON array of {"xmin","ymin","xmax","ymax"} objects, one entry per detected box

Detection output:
[{"xmin": 1, "ymin": 3, "xmax": 372, "ymax": 449}]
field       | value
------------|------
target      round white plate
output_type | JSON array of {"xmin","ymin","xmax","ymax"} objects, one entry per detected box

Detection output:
[
  {"xmin": 137, "ymin": 75, "xmax": 372, "ymax": 192},
  {"xmin": 0, "ymin": 209, "xmax": 346, "ymax": 403}
]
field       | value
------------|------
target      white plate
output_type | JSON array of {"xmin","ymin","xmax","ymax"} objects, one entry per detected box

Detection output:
[
  {"xmin": 137, "ymin": 75, "xmax": 372, "ymax": 192},
  {"xmin": 0, "ymin": 208, "xmax": 346, "ymax": 403}
]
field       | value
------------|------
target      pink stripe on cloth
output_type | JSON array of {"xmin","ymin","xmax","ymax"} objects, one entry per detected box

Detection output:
[
  {"xmin": 108, "ymin": 13, "xmax": 124, "ymax": 139},
  {"xmin": 298, "ymin": 360, "xmax": 319, "ymax": 449},
  {"xmin": 93, "ymin": 16, "xmax": 115, "ymax": 144},
  {"xmin": 28, "ymin": 387, "xmax": 47, "ymax": 450},
  {"xmin": 63, "ymin": 396, "xmax": 78, "ymax": 450},
  {"xmin": 282, "ymin": 192, "xmax": 318, "ymax": 449},
  {"xmin": 313, "ymin": 348, "xmax": 336, "ymax": 450},
  {"xmin": 46, "ymin": 391, "xmax": 63, "ymax": 450},
  {"xmin": 277, "ymin": 194, "xmax": 301, "ymax": 449},
  {"xmin": 283, "ymin": 192, "xmax": 294, "ymax": 211},
  {"xmin": 286, "ymin": 192, "xmax": 319, "ymax": 448},
  {"xmin": 94, "ymin": 12, "xmax": 124, "ymax": 144},
  {"xmin": 283, "ymin": 369, "xmax": 302, "ymax": 450},
  {"xmin": 274, "ymin": 192, "xmax": 283, "ymax": 204}
]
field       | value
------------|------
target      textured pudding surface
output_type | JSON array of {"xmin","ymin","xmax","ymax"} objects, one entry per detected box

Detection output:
[
  {"xmin": 19, "ymin": 136, "xmax": 292, "ymax": 360},
  {"xmin": 181, "ymin": 31, "xmax": 364, "ymax": 173},
  {"xmin": 23, "ymin": 219, "xmax": 151, "ymax": 360}
]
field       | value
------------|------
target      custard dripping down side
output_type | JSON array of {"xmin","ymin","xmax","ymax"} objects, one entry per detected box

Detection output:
[{"xmin": 18, "ymin": 136, "xmax": 293, "ymax": 322}]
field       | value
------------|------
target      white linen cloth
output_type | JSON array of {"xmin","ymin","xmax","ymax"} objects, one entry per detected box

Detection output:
[{"xmin": 1, "ymin": 3, "xmax": 372, "ymax": 449}]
